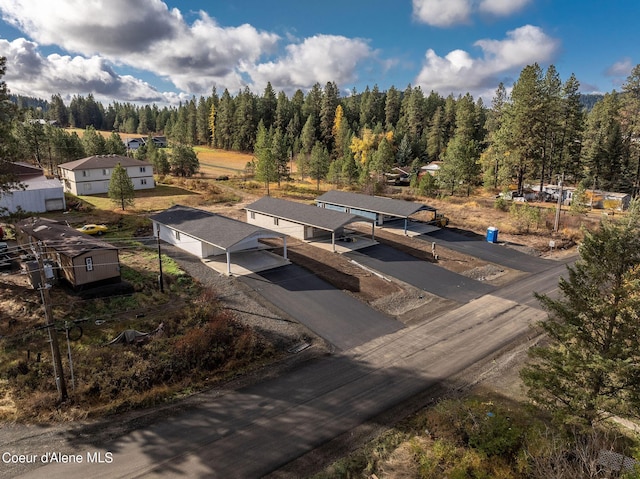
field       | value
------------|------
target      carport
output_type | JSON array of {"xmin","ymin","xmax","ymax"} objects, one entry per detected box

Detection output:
[
  {"xmin": 245, "ymin": 196, "xmax": 374, "ymax": 252},
  {"xmin": 150, "ymin": 204, "xmax": 288, "ymax": 275},
  {"xmin": 316, "ymin": 190, "xmax": 437, "ymax": 235}
]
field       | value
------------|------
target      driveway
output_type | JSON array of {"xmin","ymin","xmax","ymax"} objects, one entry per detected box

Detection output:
[
  {"xmin": 347, "ymin": 244, "xmax": 495, "ymax": 303},
  {"xmin": 241, "ymin": 264, "xmax": 404, "ymax": 351},
  {"xmin": 423, "ymin": 228, "xmax": 552, "ymax": 273}
]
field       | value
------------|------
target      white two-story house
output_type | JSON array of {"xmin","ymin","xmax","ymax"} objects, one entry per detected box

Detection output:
[{"xmin": 58, "ymin": 155, "xmax": 154, "ymax": 196}]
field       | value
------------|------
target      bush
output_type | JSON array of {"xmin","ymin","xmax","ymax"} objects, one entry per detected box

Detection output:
[{"xmin": 494, "ymin": 196, "xmax": 509, "ymax": 211}]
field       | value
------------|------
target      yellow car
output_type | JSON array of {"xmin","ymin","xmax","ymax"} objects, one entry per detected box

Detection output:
[{"xmin": 77, "ymin": 224, "xmax": 108, "ymax": 236}]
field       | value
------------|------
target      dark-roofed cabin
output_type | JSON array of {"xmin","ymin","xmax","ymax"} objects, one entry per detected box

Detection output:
[
  {"xmin": 150, "ymin": 205, "xmax": 288, "ymax": 275},
  {"xmin": 16, "ymin": 218, "xmax": 121, "ymax": 288}
]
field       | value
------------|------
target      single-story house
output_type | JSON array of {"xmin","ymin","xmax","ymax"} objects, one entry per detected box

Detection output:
[
  {"xmin": 124, "ymin": 136, "xmax": 167, "ymax": 150},
  {"xmin": 150, "ymin": 204, "xmax": 288, "ymax": 275},
  {"xmin": 315, "ymin": 190, "xmax": 437, "ymax": 235},
  {"xmin": 124, "ymin": 137, "xmax": 146, "ymax": 150},
  {"xmin": 0, "ymin": 163, "xmax": 66, "ymax": 213},
  {"xmin": 245, "ymin": 196, "xmax": 372, "ymax": 252},
  {"xmin": 16, "ymin": 217, "xmax": 121, "ymax": 288},
  {"xmin": 58, "ymin": 155, "xmax": 154, "ymax": 196}
]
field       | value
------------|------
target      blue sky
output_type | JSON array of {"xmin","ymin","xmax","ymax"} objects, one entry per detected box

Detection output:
[{"xmin": 0, "ymin": 0, "xmax": 637, "ymax": 106}]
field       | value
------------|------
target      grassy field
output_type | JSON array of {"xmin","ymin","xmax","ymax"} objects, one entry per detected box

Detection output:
[{"xmin": 67, "ymin": 128, "xmax": 254, "ymax": 180}]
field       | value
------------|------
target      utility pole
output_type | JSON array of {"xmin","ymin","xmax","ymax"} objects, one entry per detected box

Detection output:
[
  {"xmin": 35, "ymin": 242, "xmax": 67, "ymax": 402},
  {"xmin": 157, "ymin": 228, "xmax": 164, "ymax": 293},
  {"xmin": 554, "ymin": 173, "xmax": 564, "ymax": 233}
]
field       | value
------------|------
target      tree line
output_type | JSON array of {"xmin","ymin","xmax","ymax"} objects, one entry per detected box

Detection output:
[{"xmin": 7, "ymin": 58, "xmax": 640, "ymax": 197}]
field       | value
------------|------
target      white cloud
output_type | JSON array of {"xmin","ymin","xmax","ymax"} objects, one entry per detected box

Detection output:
[
  {"xmin": 605, "ymin": 58, "xmax": 633, "ymax": 77},
  {"xmin": 412, "ymin": 0, "xmax": 472, "ymax": 27},
  {"xmin": 0, "ymin": 0, "xmax": 279, "ymax": 97},
  {"xmin": 0, "ymin": 38, "xmax": 170, "ymax": 103},
  {"xmin": 413, "ymin": 0, "xmax": 531, "ymax": 26},
  {"xmin": 478, "ymin": 0, "xmax": 532, "ymax": 16},
  {"xmin": 248, "ymin": 35, "xmax": 375, "ymax": 93},
  {"xmin": 414, "ymin": 25, "xmax": 559, "ymax": 98}
]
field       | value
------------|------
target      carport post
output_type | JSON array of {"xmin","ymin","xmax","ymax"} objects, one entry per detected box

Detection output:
[
  {"xmin": 332, "ymin": 231, "xmax": 336, "ymax": 252},
  {"xmin": 404, "ymin": 218, "xmax": 408, "ymax": 236},
  {"xmin": 226, "ymin": 250, "xmax": 231, "ymax": 275},
  {"xmin": 371, "ymin": 221, "xmax": 375, "ymax": 240},
  {"xmin": 283, "ymin": 237, "xmax": 287, "ymax": 259}
]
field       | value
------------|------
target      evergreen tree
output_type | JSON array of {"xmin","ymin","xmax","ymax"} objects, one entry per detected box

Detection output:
[
  {"xmin": 82, "ymin": 125, "xmax": 107, "ymax": 156},
  {"xmin": 108, "ymin": 162, "xmax": 135, "ymax": 211},
  {"xmin": 215, "ymin": 89, "xmax": 234, "ymax": 150},
  {"xmin": 196, "ymin": 96, "xmax": 210, "ymax": 145},
  {"xmin": 396, "ymin": 134, "xmax": 412, "ymax": 167},
  {"xmin": 259, "ymin": 82, "xmax": 277, "ymax": 130},
  {"xmin": 522, "ymin": 208, "xmax": 640, "ymax": 426},
  {"xmin": 169, "ymin": 144, "xmax": 199, "ymax": 177},
  {"xmin": 439, "ymin": 136, "xmax": 480, "ymax": 196},
  {"xmin": 384, "ymin": 85, "xmax": 401, "ymax": 131},
  {"xmin": 319, "ymin": 81, "xmax": 339, "ymax": 151},
  {"xmin": 254, "ymin": 121, "xmax": 277, "ymax": 194},
  {"xmin": 309, "ymin": 141, "xmax": 330, "ymax": 191},
  {"xmin": 299, "ymin": 114, "xmax": 317, "ymax": 180},
  {"xmin": 48, "ymin": 93, "xmax": 69, "ymax": 126},
  {"xmin": 105, "ymin": 131, "xmax": 127, "ymax": 155},
  {"xmin": 581, "ymin": 93, "xmax": 624, "ymax": 192},
  {"xmin": 275, "ymin": 90, "xmax": 291, "ymax": 132},
  {"xmin": 271, "ymin": 126, "xmax": 289, "ymax": 186}
]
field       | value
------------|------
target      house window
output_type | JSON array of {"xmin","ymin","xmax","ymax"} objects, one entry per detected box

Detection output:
[
  {"xmin": 250, "ymin": 211, "xmax": 255, "ymax": 219},
  {"xmin": 82, "ymin": 170, "xmax": 90, "ymax": 177},
  {"xmin": 175, "ymin": 230, "xmax": 181, "ymax": 240},
  {"xmin": 140, "ymin": 178, "xmax": 147, "ymax": 185},
  {"xmin": 274, "ymin": 218, "xmax": 279, "ymax": 226},
  {"xmin": 85, "ymin": 257, "xmax": 93, "ymax": 272},
  {"xmin": 102, "ymin": 169, "xmax": 109, "ymax": 176},
  {"xmin": 140, "ymin": 167, "xmax": 146, "ymax": 173}
]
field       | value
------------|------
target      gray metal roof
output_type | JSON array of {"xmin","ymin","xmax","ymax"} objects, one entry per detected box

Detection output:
[
  {"xmin": 316, "ymin": 190, "xmax": 434, "ymax": 217},
  {"xmin": 245, "ymin": 196, "xmax": 362, "ymax": 231},
  {"xmin": 150, "ymin": 205, "xmax": 284, "ymax": 250}
]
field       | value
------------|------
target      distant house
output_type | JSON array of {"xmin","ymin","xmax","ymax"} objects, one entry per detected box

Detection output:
[
  {"xmin": 0, "ymin": 163, "xmax": 66, "ymax": 213},
  {"xmin": 58, "ymin": 155, "xmax": 154, "ymax": 196},
  {"xmin": 151, "ymin": 136, "xmax": 167, "ymax": 148},
  {"xmin": 419, "ymin": 161, "xmax": 443, "ymax": 177},
  {"xmin": 124, "ymin": 137, "xmax": 146, "ymax": 150},
  {"xmin": 16, "ymin": 217, "xmax": 121, "ymax": 288},
  {"xmin": 384, "ymin": 166, "xmax": 411, "ymax": 185},
  {"xmin": 124, "ymin": 136, "xmax": 167, "ymax": 150}
]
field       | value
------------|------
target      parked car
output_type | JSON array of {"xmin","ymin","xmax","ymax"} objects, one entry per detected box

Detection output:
[{"xmin": 76, "ymin": 224, "xmax": 108, "ymax": 235}]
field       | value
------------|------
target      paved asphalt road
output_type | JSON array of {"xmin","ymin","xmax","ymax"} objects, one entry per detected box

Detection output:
[
  {"xmin": 424, "ymin": 227, "xmax": 553, "ymax": 273},
  {"xmin": 9, "ymin": 259, "xmax": 569, "ymax": 479},
  {"xmin": 240, "ymin": 263, "xmax": 404, "ymax": 351},
  {"xmin": 347, "ymin": 244, "xmax": 495, "ymax": 303}
]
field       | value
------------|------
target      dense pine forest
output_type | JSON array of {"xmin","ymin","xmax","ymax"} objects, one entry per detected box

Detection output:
[{"xmin": 8, "ymin": 62, "xmax": 640, "ymax": 197}]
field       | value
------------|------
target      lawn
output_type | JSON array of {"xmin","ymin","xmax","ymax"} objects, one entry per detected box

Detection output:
[
  {"xmin": 77, "ymin": 184, "xmax": 202, "ymax": 213},
  {"xmin": 194, "ymin": 147, "xmax": 253, "ymax": 178}
]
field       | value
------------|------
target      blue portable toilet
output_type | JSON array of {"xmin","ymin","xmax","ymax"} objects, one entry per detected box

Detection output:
[{"xmin": 486, "ymin": 226, "xmax": 499, "ymax": 243}]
